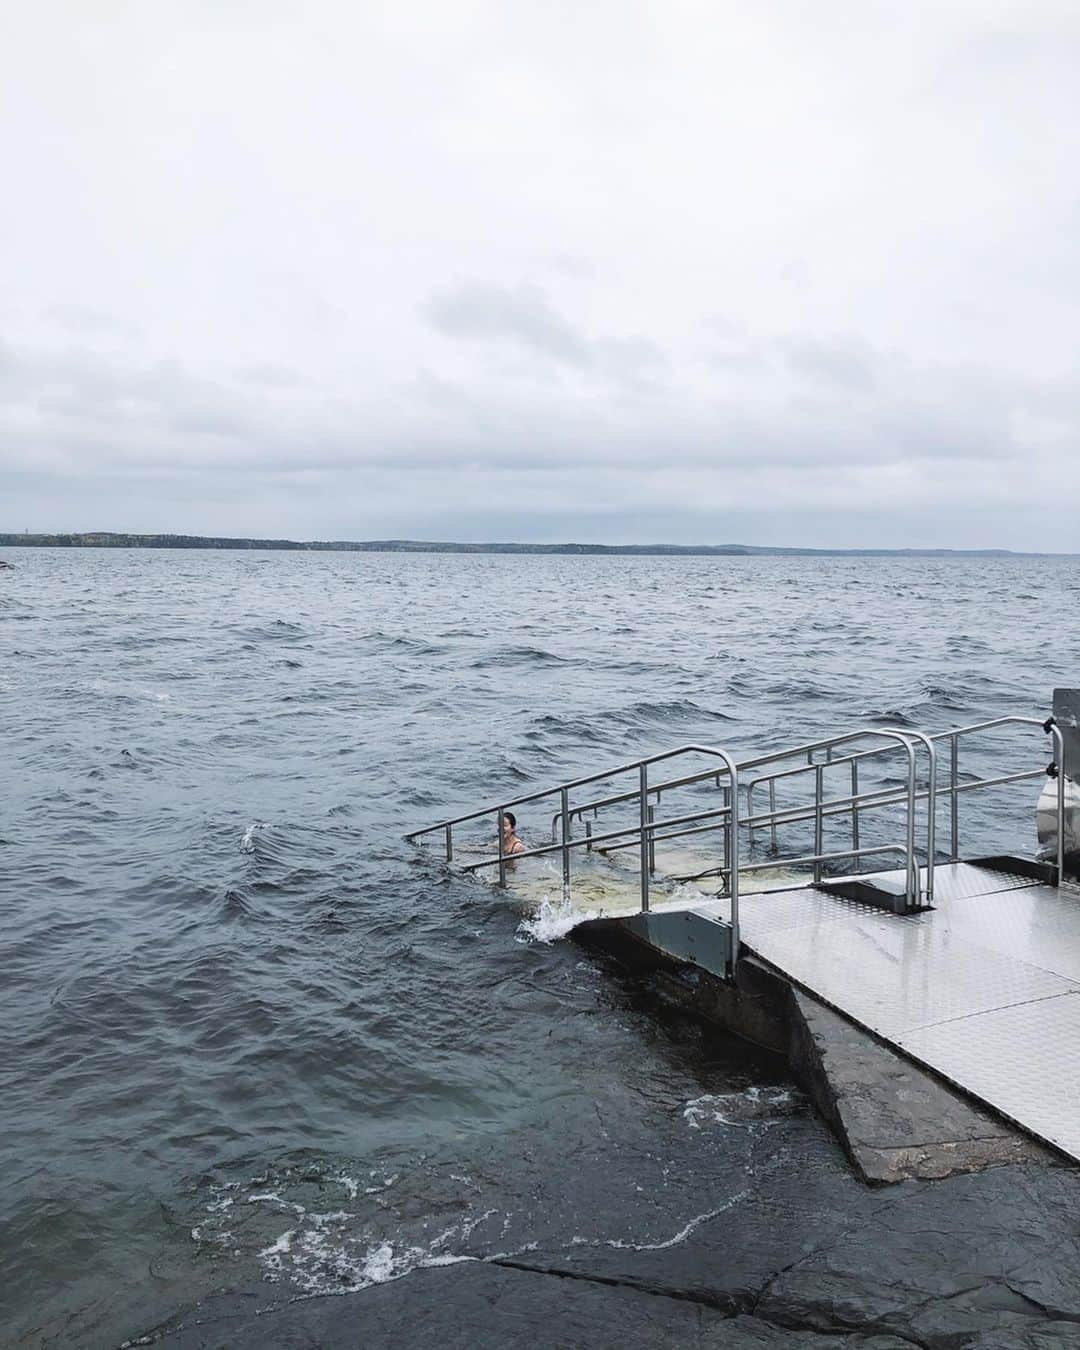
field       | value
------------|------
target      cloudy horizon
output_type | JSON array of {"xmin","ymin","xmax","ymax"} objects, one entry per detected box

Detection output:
[{"xmin": 3, "ymin": 1, "xmax": 1079, "ymax": 550}]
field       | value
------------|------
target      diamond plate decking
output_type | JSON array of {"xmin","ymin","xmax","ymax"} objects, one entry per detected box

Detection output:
[{"xmin": 682, "ymin": 862, "xmax": 1080, "ymax": 1162}]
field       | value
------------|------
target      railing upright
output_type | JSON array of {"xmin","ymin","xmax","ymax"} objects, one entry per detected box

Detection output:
[
  {"xmin": 560, "ymin": 787, "xmax": 571, "ymax": 888},
  {"xmin": 639, "ymin": 763, "xmax": 650, "ymax": 913},
  {"xmin": 723, "ymin": 785, "xmax": 731, "ymax": 875},
  {"xmin": 497, "ymin": 808, "xmax": 506, "ymax": 888},
  {"xmin": 727, "ymin": 756, "xmax": 740, "ymax": 971},
  {"xmin": 768, "ymin": 778, "xmax": 778, "ymax": 853},
  {"xmin": 1051, "ymin": 722, "xmax": 1066, "ymax": 883},
  {"xmin": 882, "ymin": 728, "xmax": 936, "ymax": 907}
]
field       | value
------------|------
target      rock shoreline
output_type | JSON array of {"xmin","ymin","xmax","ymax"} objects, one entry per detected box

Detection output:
[{"xmin": 117, "ymin": 946, "xmax": 1079, "ymax": 1350}]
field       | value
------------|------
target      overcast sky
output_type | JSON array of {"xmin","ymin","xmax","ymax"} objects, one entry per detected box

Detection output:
[{"xmin": 3, "ymin": 1, "xmax": 1079, "ymax": 548}]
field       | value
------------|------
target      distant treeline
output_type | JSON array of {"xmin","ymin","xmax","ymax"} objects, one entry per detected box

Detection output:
[{"xmin": 0, "ymin": 532, "xmax": 1027, "ymax": 557}]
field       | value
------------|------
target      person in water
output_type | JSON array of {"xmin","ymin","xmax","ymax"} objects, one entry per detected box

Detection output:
[{"xmin": 500, "ymin": 812, "xmax": 525, "ymax": 856}]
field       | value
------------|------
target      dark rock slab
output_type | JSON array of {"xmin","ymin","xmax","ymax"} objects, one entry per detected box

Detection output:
[
  {"xmin": 144, "ymin": 1264, "xmax": 913, "ymax": 1349},
  {"xmin": 137, "ymin": 1160, "xmax": 1080, "ymax": 1348},
  {"xmin": 756, "ymin": 1164, "xmax": 1080, "ymax": 1346}
]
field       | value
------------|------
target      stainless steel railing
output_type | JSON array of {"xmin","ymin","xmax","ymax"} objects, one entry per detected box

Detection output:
[
  {"xmin": 406, "ymin": 729, "xmax": 924, "ymax": 974},
  {"xmin": 406, "ymin": 714, "xmax": 1068, "ymax": 976},
  {"xmin": 741, "ymin": 715, "xmax": 1065, "ymax": 885}
]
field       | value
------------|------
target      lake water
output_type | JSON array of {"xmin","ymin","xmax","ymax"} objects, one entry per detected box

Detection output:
[{"xmin": 1, "ymin": 548, "xmax": 1076, "ymax": 1346}]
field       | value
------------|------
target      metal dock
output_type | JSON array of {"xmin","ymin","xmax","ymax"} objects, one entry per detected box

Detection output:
[
  {"xmin": 409, "ymin": 689, "xmax": 1080, "ymax": 1164},
  {"xmin": 659, "ymin": 861, "xmax": 1080, "ymax": 1161}
]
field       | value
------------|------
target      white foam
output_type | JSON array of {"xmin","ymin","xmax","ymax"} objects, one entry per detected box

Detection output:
[
  {"xmin": 360, "ymin": 1241, "xmax": 395, "ymax": 1283},
  {"xmin": 603, "ymin": 1201, "xmax": 742, "ymax": 1251},
  {"xmin": 261, "ymin": 1229, "xmax": 295, "ymax": 1258},
  {"xmin": 257, "ymin": 1223, "xmax": 479, "ymax": 1296},
  {"xmin": 683, "ymin": 1085, "xmax": 800, "ymax": 1129},
  {"xmin": 240, "ymin": 822, "xmax": 269, "ymax": 853},
  {"xmin": 515, "ymin": 891, "xmax": 600, "ymax": 944}
]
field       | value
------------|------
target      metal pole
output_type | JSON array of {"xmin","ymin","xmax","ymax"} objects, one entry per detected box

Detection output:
[
  {"xmin": 497, "ymin": 808, "xmax": 506, "ymax": 888},
  {"xmin": 646, "ymin": 805, "xmax": 656, "ymax": 873},
  {"xmin": 950, "ymin": 736, "xmax": 959, "ymax": 862},
  {"xmin": 915, "ymin": 733, "xmax": 937, "ymax": 906},
  {"xmin": 585, "ymin": 820, "xmax": 593, "ymax": 852},
  {"xmin": 905, "ymin": 748, "xmax": 917, "ymax": 908},
  {"xmin": 728, "ymin": 761, "xmax": 740, "ymax": 975},
  {"xmin": 813, "ymin": 764, "xmax": 824, "ymax": 883},
  {"xmin": 723, "ymin": 786, "xmax": 731, "ymax": 876},
  {"xmin": 850, "ymin": 760, "xmax": 860, "ymax": 858},
  {"xmin": 445, "ymin": 823, "xmax": 453, "ymax": 862},
  {"xmin": 1051, "ymin": 724, "xmax": 1066, "ymax": 884},
  {"xmin": 768, "ymin": 778, "xmax": 778, "ymax": 853},
  {"xmin": 639, "ymin": 763, "xmax": 650, "ymax": 913},
  {"xmin": 747, "ymin": 782, "xmax": 755, "ymax": 846},
  {"xmin": 560, "ymin": 786, "xmax": 571, "ymax": 888}
]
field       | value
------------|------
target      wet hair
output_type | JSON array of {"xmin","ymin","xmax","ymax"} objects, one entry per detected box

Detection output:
[{"xmin": 504, "ymin": 812, "xmax": 517, "ymax": 830}]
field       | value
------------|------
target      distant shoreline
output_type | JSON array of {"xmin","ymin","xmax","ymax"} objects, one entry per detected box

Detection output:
[{"xmin": 0, "ymin": 531, "xmax": 1067, "ymax": 558}]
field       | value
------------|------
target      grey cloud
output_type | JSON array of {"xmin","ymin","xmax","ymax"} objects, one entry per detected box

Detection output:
[
  {"xmin": 424, "ymin": 282, "xmax": 590, "ymax": 366},
  {"xmin": 1, "ymin": 330, "xmax": 1071, "ymax": 488},
  {"xmin": 44, "ymin": 304, "xmax": 142, "ymax": 340},
  {"xmin": 778, "ymin": 336, "xmax": 878, "ymax": 393},
  {"xmin": 542, "ymin": 253, "xmax": 597, "ymax": 279},
  {"xmin": 234, "ymin": 362, "xmax": 315, "ymax": 389},
  {"xmin": 424, "ymin": 282, "xmax": 669, "ymax": 391},
  {"xmin": 593, "ymin": 336, "xmax": 668, "ymax": 387}
]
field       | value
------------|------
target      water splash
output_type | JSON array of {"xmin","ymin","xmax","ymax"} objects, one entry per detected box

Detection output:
[
  {"xmin": 515, "ymin": 890, "xmax": 600, "ymax": 943},
  {"xmin": 240, "ymin": 821, "xmax": 269, "ymax": 853},
  {"xmin": 683, "ymin": 1085, "xmax": 802, "ymax": 1129}
]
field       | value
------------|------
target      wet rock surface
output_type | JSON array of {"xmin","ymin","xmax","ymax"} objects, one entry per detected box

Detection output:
[
  {"xmin": 133, "ymin": 1147, "xmax": 1080, "ymax": 1349},
  {"xmin": 42, "ymin": 955, "xmax": 1079, "ymax": 1350}
]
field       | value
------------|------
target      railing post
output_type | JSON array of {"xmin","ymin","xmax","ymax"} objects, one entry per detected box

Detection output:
[
  {"xmin": 813, "ymin": 764, "xmax": 824, "ymax": 883},
  {"xmin": 747, "ymin": 782, "xmax": 755, "ymax": 847},
  {"xmin": 646, "ymin": 805, "xmax": 656, "ymax": 873},
  {"xmin": 918, "ymin": 735, "xmax": 937, "ymax": 906},
  {"xmin": 850, "ymin": 760, "xmax": 860, "ymax": 860},
  {"xmin": 497, "ymin": 808, "xmax": 507, "ymax": 888},
  {"xmin": 560, "ymin": 787, "xmax": 571, "ymax": 888},
  {"xmin": 639, "ymin": 763, "xmax": 650, "ymax": 913},
  {"xmin": 723, "ymin": 786, "xmax": 731, "ymax": 876},
  {"xmin": 585, "ymin": 820, "xmax": 593, "ymax": 852},
  {"xmin": 905, "ymin": 746, "xmax": 918, "ymax": 908},
  {"xmin": 768, "ymin": 778, "xmax": 778, "ymax": 854},
  {"xmin": 445, "ymin": 824, "xmax": 453, "ymax": 863},
  {"xmin": 950, "ymin": 735, "xmax": 959, "ymax": 862},
  {"xmin": 728, "ymin": 760, "xmax": 740, "ymax": 975},
  {"xmin": 1051, "ymin": 724, "xmax": 1066, "ymax": 885}
]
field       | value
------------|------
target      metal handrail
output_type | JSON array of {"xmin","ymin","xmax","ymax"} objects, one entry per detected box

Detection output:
[
  {"xmin": 743, "ymin": 715, "xmax": 1063, "ymax": 882},
  {"xmin": 406, "ymin": 713, "xmax": 1067, "ymax": 977},
  {"xmin": 550, "ymin": 726, "xmax": 928, "ymax": 832},
  {"xmin": 407, "ymin": 729, "xmax": 921, "ymax": 955}
]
